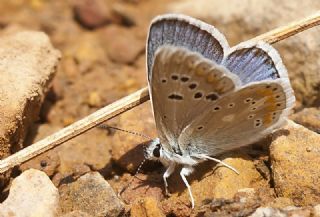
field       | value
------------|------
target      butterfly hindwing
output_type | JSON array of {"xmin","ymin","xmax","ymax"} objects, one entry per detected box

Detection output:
[
  {"xmin": 178, "ymin": 79, "xmax": 295, "ymax": 156},
  {"xmin": 150, "ymin": 46, "xmax": 241, "ymax": 154},
  {"xmin": 222, "ymin": 41, "xmax": 288, "ymax": 84}
]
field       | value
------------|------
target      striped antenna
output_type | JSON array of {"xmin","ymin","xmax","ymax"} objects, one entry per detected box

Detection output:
[
  {"xmin": 98, "ymin": 124, "xmax": 152, "ymax": 200},
  {"xmin": 98, "ymin": 124, "xmax": 152, "ymax": 140}
]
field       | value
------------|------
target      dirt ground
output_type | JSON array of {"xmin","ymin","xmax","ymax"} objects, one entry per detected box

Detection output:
[{"xmin": 1, "ymin": 0, "xmax": 320, "ymax": 216}]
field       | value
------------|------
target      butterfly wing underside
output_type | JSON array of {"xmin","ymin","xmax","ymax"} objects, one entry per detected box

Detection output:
[
  {"xmin": 178, "ymin": 79, "xmax": 295, "ymax": 156},
  {"xmin": 150, "ymin": 46, "xmax": 240, "ymax": 154},
  {"xmin": 148, "ymin": 14, "xmax": 296, "ymax": 158}
]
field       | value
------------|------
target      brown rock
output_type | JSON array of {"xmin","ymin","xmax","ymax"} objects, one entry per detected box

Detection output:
[
  {"xmin": 59, "ymin": 172, "xmax": 124, "ymax": 217},
  {"xmin": 198, "ymin": 188, "xmax": 262, "ymax": 217},
  {"xmin": 169, "ymin": 0, "xmax": 320, "ymax": 106},
  {"xmin": 291, "ymin": 107, "xmax": 320, "ymax": 133},
  {"xmin": 162, "ymin": 154, "xmax": 267, "ymax": 213},
  {"xmin": 60, "ymin": 210, "xmax": 93, "ymax": 217},
  {"xmin": 118, "ymin": 172, "xmax": 165, "ymax": 206},
  {"xmin": 99, "ymin": 24, "xmax": 145, "ymax": 64},
  {"xmin": 111, "ymin": 101, "xmax": 157, "ymax": 173},
  {"xmin": 266, "ymin": 197, "xmax": 294, "ymax": 209},
  {"xmin": 270, "ymin": 120, "xmax": 320, "ymax": 206},
  {"xmin": 131, "ymin": 197, "xmax": 165, "ymax": 217},
  {"xmin": 57, "ymin": 129, "xmax": 112, "ymax": 174},
  {"xmin": 63, "ymin": 32, "xmax": 108, "ymax": 74},
  {"xmin": 73, "ymin": 0, "xmax": 114, "ymax": 29},
  {"xmin": 0, "ymin": 31, "xmax": 60, "ymax": 159}
]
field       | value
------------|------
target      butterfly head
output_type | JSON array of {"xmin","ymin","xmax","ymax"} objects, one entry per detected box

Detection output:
[{"xmin": 145, "ymin": 138, "xmax": 163, "ymax": 160}]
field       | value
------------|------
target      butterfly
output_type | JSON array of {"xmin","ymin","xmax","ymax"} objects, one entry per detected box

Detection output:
[{"xmin": 144, "ymin": 14, "xmax": 295, "ymax": 208}]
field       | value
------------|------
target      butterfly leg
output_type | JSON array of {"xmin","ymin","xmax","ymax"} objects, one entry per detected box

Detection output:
[
  {"xmin": 163, "ymin": 162, "xmax": 175, "ymax": 196},
  {"xmin": 180, "ymin": 166, "xmax": 195, "ymax": 208},
  {"xmin": 200, "ymin": 155, "xmax": 239, "ymax": 174}
]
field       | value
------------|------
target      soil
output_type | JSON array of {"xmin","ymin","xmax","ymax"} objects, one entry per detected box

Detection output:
[{"xmin": 1, "ymin": 1, "xmax": 320, "ymax": 216}]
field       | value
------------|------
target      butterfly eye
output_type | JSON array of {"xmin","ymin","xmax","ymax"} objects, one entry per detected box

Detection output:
[{"xmin": 153, "ymin": 144, "xmax": 161, "ymax": 158}]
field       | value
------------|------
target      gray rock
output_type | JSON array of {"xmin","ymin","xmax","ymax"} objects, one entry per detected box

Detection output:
[
  {"xmin": 59, "ymin": 172, "xmax": 124, "ymax": 217},
  {"xmin": 250, "ymin": 206, "xmax": 312, "ymax": 217},
  {"xmin": 0, "ymin": 169, "xmax": 59, "ymax": 217}
]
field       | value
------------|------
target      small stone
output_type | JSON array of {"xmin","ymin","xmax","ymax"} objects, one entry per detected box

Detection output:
[
  {"xmin": 131, "ymin": 197, "xmax": 165, "ymax": 217},
  {"xmin": 0, "ymin": 169, "xmax": 59, "ymax": 217},
  {"xmin": 59, "ymin": 172, "xmax": 124, "ymax": 217},
  {"xmin": 87, "ymin": 91, "xmax": 102, "ymax": 107},
  {"xmin": 63, "ymin": 32, "xmax": 108, "ymax": 74},
  {"xmin": 99, "ymin": 25, "xmax": 145, "ymax": 64},
  {"xmin": 291, "ymin": 107, "xmax": 320, "ymax": 133},
  {"xmin": 73, "ymin": 0, "xmax": 113, "ymax": 29},
  {"xmin": 62, "ymin": 116, "xmax": 76, "ymax": 127},
  {"xmin": 270, "ymin": 120, "xmax": 320, "ymax": 206}
]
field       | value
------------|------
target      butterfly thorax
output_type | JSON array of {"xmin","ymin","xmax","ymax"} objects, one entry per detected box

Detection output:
[{"xmin": 146, "ymin": 138, "xmax": 199, "ymax": 167}]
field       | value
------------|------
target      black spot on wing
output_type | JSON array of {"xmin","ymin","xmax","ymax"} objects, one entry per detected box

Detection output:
[
  {"xmin": 206, "ymin": 93, "xmax": 219, "ymax": 101},
  {"xmin": 194, "ymin": 92, "xmax": 203, "ymax": 99},
  {"xmin": 168, "ymin": 94, "xmax": 183, "ymax": 100},
  {"xmin": 188, "ymin": 83, "xmax": 197, "ymax": 89}
]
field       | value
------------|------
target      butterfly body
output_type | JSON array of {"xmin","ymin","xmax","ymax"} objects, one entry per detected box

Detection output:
[{"xmin": 145, "ymin": 14, "xmax": 295, "ymax": 208}]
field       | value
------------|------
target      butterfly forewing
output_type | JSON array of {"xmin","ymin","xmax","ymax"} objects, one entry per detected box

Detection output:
[
  {"xmin": 178, "ymin": 79, "xmax": 295, "ymax": 156},
  {"xmin": 150, "ymin": 46, "xmax": 241, "ymax": 154},
  {"xmin": 147, "ymin": 14, "xmax": 229, "ymax": 82}
]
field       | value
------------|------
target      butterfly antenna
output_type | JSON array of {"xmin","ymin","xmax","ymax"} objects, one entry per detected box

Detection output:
[
  {"xmin": 98, "ymin": 124, "xmax": 152, "ymax": 198},
  {"xmin": 98, "ymin": 124, "xmax": 152, "ymax": 140}
]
